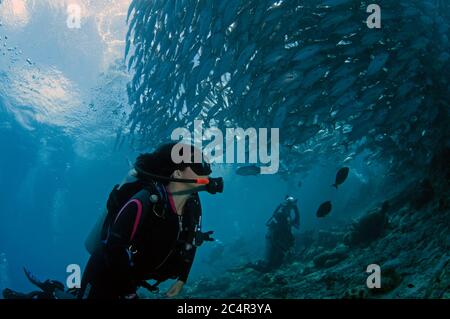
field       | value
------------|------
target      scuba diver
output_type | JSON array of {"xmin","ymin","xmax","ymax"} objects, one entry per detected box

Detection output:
[
  {"xmin": 2, "ymin": 268, "xmax": 77, "ymax": 299},
  {"xmin": 80, "ymin": 142, "xmax": 223, "ymax": 299},
  {"xmin": 246, "ymin": 196, "xmax": 300, "ymax": 273}
]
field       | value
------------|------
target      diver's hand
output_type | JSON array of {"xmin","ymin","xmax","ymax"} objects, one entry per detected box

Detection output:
[
  {"xmin": 166, "ymin": 280, "xmax": 185, "ymax": 298},
  {"xmin": 202, "ymin": 231, "xmax": 215, "ymax": 242},
  {"xmin": 195, "ymin": 231, "xmax": 215, "ymax": 246}
]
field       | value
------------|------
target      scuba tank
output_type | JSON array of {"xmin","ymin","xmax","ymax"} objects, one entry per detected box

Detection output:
[{"xmin": 84, "ymin": 169, "xmax": 140, "ymax": 255}]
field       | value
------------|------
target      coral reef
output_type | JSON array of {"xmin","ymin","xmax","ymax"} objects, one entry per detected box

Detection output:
[
  {"xmin": 343, "ymin": 203, "xmax": 389, "ymax": 248},
  {"xmin": 173, "ymin": 150, "xmax": 450, "ymax": 299}
]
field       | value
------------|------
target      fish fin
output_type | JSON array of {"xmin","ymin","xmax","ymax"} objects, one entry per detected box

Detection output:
[
  {"xmin": 23, "ymin": 267, "xmax": 43, "ymax": 289},
  {"xmin": 331, "ymin": 184, "xmax": 338, "ymax": 189}
]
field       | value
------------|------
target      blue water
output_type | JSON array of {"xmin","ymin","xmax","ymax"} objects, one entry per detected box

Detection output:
[
  {"xmin": 0, "ymin": 101, "xmax": 378, "ymax": 292},
  {"xmin": 1, "ymin": 0, "xmax": 446, "ymax": 297}
]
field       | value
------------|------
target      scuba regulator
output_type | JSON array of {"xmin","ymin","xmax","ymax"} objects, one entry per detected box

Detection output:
[{"xmin": 133, "ymin": 163, "xmax": 224, "ymax": 195}]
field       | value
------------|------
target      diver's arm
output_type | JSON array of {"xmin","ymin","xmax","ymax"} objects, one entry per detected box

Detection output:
[
  {"xmin": 178, "ymin": 247, "xmax": 197, "ymax": 283},
  {"xmin": 292, "ymin": 205, "xmax": 300, "ymax": 229},
  {"xmin": 266, "ymin": 205, "xmax": 281, "ymax": 226},
  {"xmin": 105, "ymin": 201, "xmax": 141, "ymax": 294},
  {"xmin": 166, "ymin": 248, "xmax": 196, "ymax": 297}
]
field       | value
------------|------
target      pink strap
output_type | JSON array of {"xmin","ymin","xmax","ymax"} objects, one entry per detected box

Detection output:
[
  {"xmin": 114, "ymin": 199, "xmax": 143, "ymax": 242},
  {"xmin": 167, "ymin": 190, "xmax": 177, "ymax": 214}
]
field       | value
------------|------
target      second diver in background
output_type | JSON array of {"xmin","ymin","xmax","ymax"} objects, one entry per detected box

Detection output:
[{"xmin": 247, "ymin": 196, "xmax": 300, "ymax": 273}]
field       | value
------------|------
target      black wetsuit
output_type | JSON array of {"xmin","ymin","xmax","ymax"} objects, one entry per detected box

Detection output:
[
  {"xmin": 79, "ymin": 181, "xmax": 199, "ymax": 299},
  {"xmin": 249, "ymin": 203, "xmax": 300, "ymax": 273},
  {"xmin": 265, "ymin": 203, "xmax": 299, "ymax": 268}
]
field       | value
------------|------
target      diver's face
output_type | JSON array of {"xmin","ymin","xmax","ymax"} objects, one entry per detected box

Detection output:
[
  {"xmin": 183, "ymin": 166, "xmax": 209, "ymax": 179},
  {"xmin": 175, "ymin": 167, "xmax": 209, "ymax": 189}
]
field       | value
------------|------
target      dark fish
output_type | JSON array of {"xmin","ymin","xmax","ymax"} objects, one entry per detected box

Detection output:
[
  {"xmin": 332, "ymin": 167, "xmax": 350, "ymax": 188},
  {"xmin": 316, "ymin": 201, "xmax": 332, "ymax": 218},
  {"xmin": 236, "ymin": 165, "xmax": 261, "ymax": 176},
  {"xmin": 298, "ymin": 181, "xmax": 302, "ymax": 188}
]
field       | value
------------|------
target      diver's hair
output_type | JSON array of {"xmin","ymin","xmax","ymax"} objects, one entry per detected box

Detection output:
[{"xmin": 134, "ymin": 142, "xmax": 196, "ymax": 184}]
